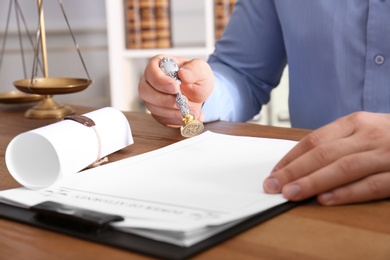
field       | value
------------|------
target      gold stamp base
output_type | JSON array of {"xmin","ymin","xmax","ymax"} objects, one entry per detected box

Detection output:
[{"xmin": 180, "ymin": 114, "xmax": 204, "ymax": 137}]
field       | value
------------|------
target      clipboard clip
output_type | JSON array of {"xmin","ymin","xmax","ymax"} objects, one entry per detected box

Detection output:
[{"xmin": 31, "ymin": 201, "xmax": 124, "ymax": 234}]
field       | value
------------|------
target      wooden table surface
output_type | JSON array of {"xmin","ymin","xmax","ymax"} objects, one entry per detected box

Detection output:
[{"xmin": 1, "ymin": 105, "xmax": 389, "ymax": 260}]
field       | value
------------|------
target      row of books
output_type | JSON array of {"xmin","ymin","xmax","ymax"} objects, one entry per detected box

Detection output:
[
  {"xmin": 124, "ymin": 0, "xmax": 237, "ymax": 50},
  {"xmin": 125, "ymin": 0, "xmax": 172, "ymax": 49}
]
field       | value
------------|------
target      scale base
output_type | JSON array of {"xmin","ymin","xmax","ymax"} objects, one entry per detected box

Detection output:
[{"xmin": 24, "ymin": 96, "xmax": 74, "ymax": 119}]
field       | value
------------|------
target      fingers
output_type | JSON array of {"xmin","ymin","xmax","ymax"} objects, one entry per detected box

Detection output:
[
  {"xmin": 263, "ymin": 137, "xmax": 358, "ymax": 193},
  {"xmin": 139, "ymin": 74, "xmax": 177, "ymax": 109},
  {"xmin": 144, "ymin": 98, "xmax": 204, "ymax": 127},
  {"xmin": 139, "ymin": 55, "xmax": 184, "ymax": 126},
  {"xmin": 178, "ymin": 59, "xmax": 215, "ymax": 103},
  {"xmin": 271, "ymin": 115, "xmax": 355, "ymax": 173},
  {"xmin": 142, "ymin": 55, "xmax": 185, "ymax": 95},
  {"xmin": 263, "ymin": 112, "xmax": 390, "ymax": 205},
  {"xmin": 144, "ymin": 101, "xmax": 183, "ymax": 127},
  {"xmin": 317, "ymin": 172, "xmax": 390, "ymax": 205},
  {"xmin": 279, "ymin": 148, "xmax": 388, "ymax": 201},
  {"xmin": 263, "ymin": 125, "xmax": 364, "ymax": 195},
  {"xmin": 139, "ymin": 55, "xmax": 213, "ymax": 127}
]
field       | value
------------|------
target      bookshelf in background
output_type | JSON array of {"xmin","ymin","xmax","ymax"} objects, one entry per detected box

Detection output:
[
  {"xmin": 214, "ymin": 0, "xmax": 236, "ymax": 40},
  {"xmin": 125, "ymin": 0, "xmax": 172, "ymax": 49},
  {"xmin": 155, "ymin": 0, "xmax": 172, "ymax": 48},
  {"xmin": 125, "ymin": 0, "xmax": 142, "ymax": 48},
  {"xmin": 140, "ymin": 0, "xmax": 157, "ymax": 48}
]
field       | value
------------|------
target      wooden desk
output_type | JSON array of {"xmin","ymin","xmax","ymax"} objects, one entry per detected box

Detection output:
[{"xmin": 1, "ymin": 105, "xmax": 389, "ymax": 259}]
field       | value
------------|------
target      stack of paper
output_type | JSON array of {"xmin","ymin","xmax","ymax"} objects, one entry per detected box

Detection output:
[{"xmin": 0, "ymin": 131, "xmax": 297, "ymax": 247}]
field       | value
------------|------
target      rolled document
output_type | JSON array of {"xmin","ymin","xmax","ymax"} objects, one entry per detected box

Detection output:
[{"xmin": 6, "ymin": 107, "xmax": 133, "ymax": 189}]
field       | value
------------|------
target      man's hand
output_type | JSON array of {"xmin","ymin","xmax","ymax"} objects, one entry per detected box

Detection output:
[
  {"xmin": 138, "ymin": 55, "xmax": 215, "ymax": 127},
  {"xmin": 263, "ymin": 112, "xmax": 390, "ymax": 205}
]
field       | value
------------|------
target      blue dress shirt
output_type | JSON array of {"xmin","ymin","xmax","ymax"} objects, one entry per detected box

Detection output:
[{"xmin": 202, "ymin": 0, "xmax": 390, "ymax": 129}]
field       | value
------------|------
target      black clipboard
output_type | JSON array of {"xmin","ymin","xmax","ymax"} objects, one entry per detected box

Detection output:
[{"xmin": 0, "ymin": 200, "xmax": 301, "ymax": 260}]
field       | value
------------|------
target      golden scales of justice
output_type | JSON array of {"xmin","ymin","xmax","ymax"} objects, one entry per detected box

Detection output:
[{"xmin": 0, "ymin": 0, "xmax": 92, "ymax": 119}]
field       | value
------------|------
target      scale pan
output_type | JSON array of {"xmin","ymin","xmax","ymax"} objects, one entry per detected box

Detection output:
[
  {"xmin": 13, "ymin": 77, "xmax": 92, "ymax": 95},
  {"xmin": 0, "ymin": 90, "xmax": 43, "ymax": 104}
]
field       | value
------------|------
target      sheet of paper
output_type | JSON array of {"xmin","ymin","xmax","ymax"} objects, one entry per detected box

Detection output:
[{"xmin": 0, "ymin": 131, "xmax": 297, "ymax": 237}]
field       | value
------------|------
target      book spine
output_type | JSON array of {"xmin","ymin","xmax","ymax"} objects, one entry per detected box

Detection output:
[
  {"xmin": 214, "ymin": 0, "xmax": 236, "ymax": 41},
  {"xmin": 125, "ymin": 0, "xmax": 142, "ymax": 49},
  {"xmin": 155, "ymin": 0, "xmax": 172, "ymax": 48},
  {"xmin": 139, "ymin": 0, "xmax": 158, "ymax": 49}
]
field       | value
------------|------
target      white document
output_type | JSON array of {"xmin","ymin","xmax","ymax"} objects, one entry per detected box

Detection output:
[
  {"xmin": 5, "ymin": 107, "xmax": 133, "ymax": 189},
  {"xmin": 0, "ymin": 131, "xmax": 297, "ymax": 247}
]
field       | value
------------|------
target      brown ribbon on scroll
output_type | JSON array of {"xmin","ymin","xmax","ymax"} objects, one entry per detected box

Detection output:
[{"xmin": 64, "ymin": 115, "xmax": 108, "ymax": 168}]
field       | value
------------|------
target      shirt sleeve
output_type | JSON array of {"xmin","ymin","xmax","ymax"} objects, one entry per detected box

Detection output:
[{"xmin": 202, "ymin": 0, "xmax": 287, "ymax": 122}]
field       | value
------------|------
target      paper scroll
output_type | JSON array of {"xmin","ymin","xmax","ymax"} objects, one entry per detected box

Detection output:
[{"xmin": 6, "ymin": 107, "xmax": 133, "ymax": 189}]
